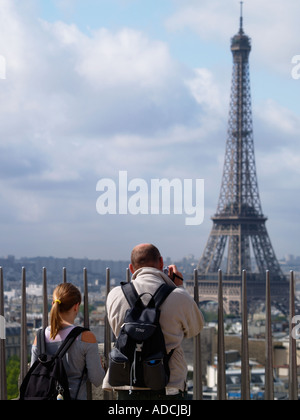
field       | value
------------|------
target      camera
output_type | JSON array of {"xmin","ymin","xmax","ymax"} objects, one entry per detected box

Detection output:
[{"xmin": 163, "ymin": 266, "xmax": 184, "ymax": 284}]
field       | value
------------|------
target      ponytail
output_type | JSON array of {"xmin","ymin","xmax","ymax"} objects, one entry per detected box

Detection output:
[
  {"xmin": 50, "ymin": 299, "xmax": 64, "ymax": 340},
  {"xmin": 50, "ymin": 283, "xmax": 81, "ymax": 339}
]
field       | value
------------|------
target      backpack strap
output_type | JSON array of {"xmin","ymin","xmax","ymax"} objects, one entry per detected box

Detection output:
[
  {"xmin": 54, "ymin": 327, "xmax": 89, "ymax": 359},
  {"xmin": 37, "ymin": 328, "xmax": 47, "ymax": 356},
  {"xmin": 121, "ymin": 282, "xmax": 175, "ymax": 310},
  {"xmin": 55, "ymin": 327, "xmax": 89, "ymax": 401},
  {"xmin": 151, "ymin": 283, "xmax": 176, "ymax": 309},
  {"xmin": 121, "ymin": 282, "xmax": 145, "ymax": 309},
  {"xmin": 36, "ymin": 326, "xmax": 89, "ymax": 359},
  {"xmin": 152, "ymin": 284, "xmax": 176, "ymax": 365}
]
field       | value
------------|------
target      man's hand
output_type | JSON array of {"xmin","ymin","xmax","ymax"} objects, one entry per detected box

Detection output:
[{"xmin": 167, "ymin": 265, "xmax": 184, "ymax": 287}]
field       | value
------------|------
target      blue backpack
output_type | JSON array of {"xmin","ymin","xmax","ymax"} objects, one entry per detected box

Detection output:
[{"xmin": 109, "ymin": 282, "xmax": 175, "ymax": 391}]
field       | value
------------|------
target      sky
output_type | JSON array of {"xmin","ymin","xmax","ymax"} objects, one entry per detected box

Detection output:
[{"xmin": 0, "ymin": 0, "xmax": 299, "ymax": 262}]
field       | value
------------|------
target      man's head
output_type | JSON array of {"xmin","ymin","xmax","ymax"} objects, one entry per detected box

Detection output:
[{"xmin": 129, "ymin": 243, "xmax": 163, "ymax": 274}]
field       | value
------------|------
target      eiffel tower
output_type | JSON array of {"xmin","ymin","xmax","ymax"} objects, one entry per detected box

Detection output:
[{"xmin": 197, "ymin": 4, "xmax": 288, "ymax": 314}]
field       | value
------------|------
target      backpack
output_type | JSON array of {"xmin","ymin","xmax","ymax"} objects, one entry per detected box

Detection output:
[
  {"xmin": 108, "ymin": 282, "xmax": 175, "ymax": 391},
  {"xmin": 19, "ymin": 326, "xmax": 88, "ymax": 400}
]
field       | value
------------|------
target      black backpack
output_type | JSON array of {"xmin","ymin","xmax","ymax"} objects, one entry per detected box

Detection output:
[
  {"xmin": 108, "ymin": 282, "xmax": 175, "ymax": 391},
  {"xmin": 19, "ymin": 326, "xmax": 88, "ymax": 400}
]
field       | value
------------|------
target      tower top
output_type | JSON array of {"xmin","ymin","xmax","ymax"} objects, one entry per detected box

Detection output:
[
  {"xmin": 240, "ymin": 1, "xmax": 244, "ymax": 34},
  {"xmin": 231, "ymin": 1, "xmax": 251, "ymax": 59}
]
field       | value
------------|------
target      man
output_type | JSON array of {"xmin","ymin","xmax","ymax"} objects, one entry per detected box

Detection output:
[{"xmin": 103, "ymin": 244, "xmax": 204, "ymax": 400}]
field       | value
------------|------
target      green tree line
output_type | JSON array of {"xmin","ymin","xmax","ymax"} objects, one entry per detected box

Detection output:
[{"xmin": 5, "ymin": 356, "xmax": 20, "ymax": 400}]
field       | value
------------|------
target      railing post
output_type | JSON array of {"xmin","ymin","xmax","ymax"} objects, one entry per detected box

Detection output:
[
  {"xmin": 104, "ymin": 268, "xmax": 112, "ymax": 400},
  {"xmin": 104, "ymin": 268, "xmax": 111, "ymax": 359},
  {"xmin": 83, "ymin": 268, "xmax": 93, "ymax": 400},
  {"xmin": 289, "ymin": 271, "xmax": 298, "ymax": 400},
  {"xmin": 241, "ymin": 270, "xmax": 250, "ymax": 400},
  {"xmin": 265, "ymin": 271, "xmax": 274, "ymax": 400},
  {"xmin": 20, "ymin": 267, "xmax": 28, "ymax": 383},
  {"xmin": 42, "ymin": 268, "xmax": 48, "ymax": 329},
  {"xmin": 83, "ymin": 268, "xmax": 89, "ymax": 329},
  {"xmin": 217, "ymin": 270, "xmax": 226, "ymax": 400},
  {"xmin": 193, "ymin": 269, "xmax": 203, "ymax": 400},
  {"xmin": 0, "ymin": 267, "xmax": 7, "ymax": 400},
  {"xmin": 126, "ymin": 268, "xmax": 131, "ymax": 283},
  {"xmin": 62, "ymin": 267, "xmax": 67, "ymax": 284}
]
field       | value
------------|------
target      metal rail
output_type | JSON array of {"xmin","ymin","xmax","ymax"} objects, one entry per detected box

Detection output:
[{"xmin": 0, "ymin": 268, "xmax": 298, "ymax": 400}]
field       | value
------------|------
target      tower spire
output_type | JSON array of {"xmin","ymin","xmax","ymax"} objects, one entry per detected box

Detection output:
[{"xmin": 240, "ymin": 1, "xmax": 244, "ymax": 33}]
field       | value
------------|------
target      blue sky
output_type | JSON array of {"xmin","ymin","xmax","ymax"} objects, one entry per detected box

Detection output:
[
  {"xmin": 0, "ymin": 0, "xmax": 299, "ymax": 263},
  {"xmin": 38, "ymin": 0, "xmax": 174, "ymax": 37}
]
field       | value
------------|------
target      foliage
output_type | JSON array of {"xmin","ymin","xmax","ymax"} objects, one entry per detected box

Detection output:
[{"xmin": 6, "ymin": 356, "xmax": 20, "ymax": 400}]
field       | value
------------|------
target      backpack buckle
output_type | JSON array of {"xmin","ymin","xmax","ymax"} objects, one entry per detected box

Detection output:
[{"xmin": 136, "ymin": 343, "xmax": 143, "ymax": 352}]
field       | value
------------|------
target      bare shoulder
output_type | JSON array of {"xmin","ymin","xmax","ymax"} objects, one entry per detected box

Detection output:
[{"xmin": 81, "ymin": 331, "xmax": 97, "ymax": 344}]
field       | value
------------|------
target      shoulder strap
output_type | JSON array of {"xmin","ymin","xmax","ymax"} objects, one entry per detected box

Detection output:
[
  {"xmin": 121, "ymin": 282, "xmax": 144, "ymax": 309},
  {"xmin": 37, "ymin": 328, "xmax": 47, "ymax": 355},
  {"xmin": 121, "ymin": 282, "xmax": 175, "ymax": 310},
  {"xmin": 151, "ymin": 283, "xmax": 176, "ymax": 309},
  {"xmin": 54, "ymin": 327, "xmax": 89, "ymax": 359},
  {"xmin": 57, "ymin": 327, "xmax": 89, "ymax": 401}
]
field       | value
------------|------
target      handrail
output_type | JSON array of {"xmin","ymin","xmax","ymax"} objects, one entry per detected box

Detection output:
[{"xmin": 0, "ymin": 267, "xmax": 297, "ymax": 400}]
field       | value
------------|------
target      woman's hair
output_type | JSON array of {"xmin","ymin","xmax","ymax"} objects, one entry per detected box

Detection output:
[{"xmin": 50, "ymin": 283, "xmax": 81, "ymax": 339}]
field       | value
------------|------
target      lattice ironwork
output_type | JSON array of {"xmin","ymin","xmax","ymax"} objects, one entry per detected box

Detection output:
[{"xmin": 197, "ymin": 8, "xmax": 288, "ymax": 306}]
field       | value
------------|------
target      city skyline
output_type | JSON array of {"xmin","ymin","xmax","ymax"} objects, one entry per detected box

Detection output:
[{"xmin": 0, "ymin": 0, "xmax": 299, "ymax": 262}]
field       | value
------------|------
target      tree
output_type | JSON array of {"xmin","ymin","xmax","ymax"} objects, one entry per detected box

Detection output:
[{"xmin": 6, "ymin": 356, "xmax": 20, "ymax": 400}]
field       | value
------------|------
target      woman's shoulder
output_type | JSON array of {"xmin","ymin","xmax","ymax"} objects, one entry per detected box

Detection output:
[
  {"xmin": 33, "ymin": 327, "xmax": 97, "ymax": 345},
  {"xmin": 81, "ymin": 330, "xmax": 97, "ymax": 344}
]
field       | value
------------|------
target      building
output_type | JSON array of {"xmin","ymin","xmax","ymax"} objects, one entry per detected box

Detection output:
[{"xmin": 196, "ymin": 5, "xmax": 288, "ymax": 314}]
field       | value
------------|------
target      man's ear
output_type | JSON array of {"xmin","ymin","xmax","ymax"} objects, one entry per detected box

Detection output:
[
  {"xmin": 158, "ymin": 256, "xmax": 164, "ymax": 271},
  {"xmin": 129, "ymin": 263, "xmax": 135, "ymax": 274}
]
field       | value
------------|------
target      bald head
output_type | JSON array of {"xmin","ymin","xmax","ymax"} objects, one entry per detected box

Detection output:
[{"xmin": 130, "ymin": 244, "xmax": 163, "ymax": 273}]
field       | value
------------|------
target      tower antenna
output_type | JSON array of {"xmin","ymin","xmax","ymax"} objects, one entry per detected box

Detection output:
[{"xmin": 240, "ymin": 1, "xmax": 244, "ymax": 33}]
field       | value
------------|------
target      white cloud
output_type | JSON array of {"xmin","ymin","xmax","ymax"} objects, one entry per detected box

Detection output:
[
  {"xmin": 167, "ymin": 0, "xmax": 300, "ymax": 74},
  {"xmin": 167, "ymin": 0, "xmax": 235, "ymax": 41},
  {"xmin": 256, "ymin": 99, "xmax": 300, "ymax": 137},
  {"xmin": 185, "ymin": 68, "xmax": 225, "ymax": 114},
  {"xmin": 0, "ymin": 0, "xmax": 298, "ymax": 260},
  {"xmin": 0, "ymin": 1, "xmax": 211, "ymax": 251},
  {"xmin": 41, "ymin": 19, "xmax": 181, "ymax": 97}
]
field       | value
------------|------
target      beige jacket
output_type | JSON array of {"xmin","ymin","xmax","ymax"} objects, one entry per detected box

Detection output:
[{"xmin": 102, "ymin": 267, "xmax": 204, "ymax": 392}]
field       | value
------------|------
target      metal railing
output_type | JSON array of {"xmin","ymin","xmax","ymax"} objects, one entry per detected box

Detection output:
[{"xmin": 0, "ymin": 267, "xmax": 298, "ymax": 400}]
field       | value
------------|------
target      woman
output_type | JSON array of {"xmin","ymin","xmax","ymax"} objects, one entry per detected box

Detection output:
[{"xmin": 31, "ymin": 283, "xmax": 105, "ymax": 400}]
